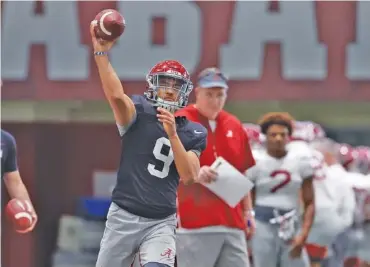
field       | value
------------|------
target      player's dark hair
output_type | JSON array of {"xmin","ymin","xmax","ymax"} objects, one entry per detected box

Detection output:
[{"xmin": 258, "ymin": 112, "xmax": 294, "ymax": 135}]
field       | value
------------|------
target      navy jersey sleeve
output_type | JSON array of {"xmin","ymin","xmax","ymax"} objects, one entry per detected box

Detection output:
[
  {"xmin": 4, "ymin": 133, "xmax": 18, "ymax": 173},
  {"xmin": 116, "ymin": 95, "xmax": 146, "ymax": 136},
  {"xmin": 188, "ymin": 124, "xmax": 208, "ymax": 157}
]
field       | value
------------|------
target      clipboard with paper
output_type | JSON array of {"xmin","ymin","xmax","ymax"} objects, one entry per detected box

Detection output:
[{"xmin": 202, "ymin": 157, "xmax": 255, "ymax": 208}]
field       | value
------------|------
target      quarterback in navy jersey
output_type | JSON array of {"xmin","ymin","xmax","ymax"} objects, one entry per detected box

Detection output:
[
  {"xmin": 90, "ymin": 22, "xmax": 207, "ymax": 267},
  {"xmin": 1, "ymin": 129, "xmax": 37, "ymax": 233}
]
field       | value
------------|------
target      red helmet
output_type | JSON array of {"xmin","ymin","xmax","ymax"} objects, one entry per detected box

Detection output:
[
  {"xmin": 243, "ymin": 123, "xmax": 265, "ymax": 147},
  {"xmin": 145, "ymin": 60, "xmax": 193, "ymax": 112},
  {"xmin": 291, "ymin": 121, "xmax": 326, "ymax": 142},
  {"xmin": 338, "ymin": 143, "xmax": 356, "ymax": 170}
]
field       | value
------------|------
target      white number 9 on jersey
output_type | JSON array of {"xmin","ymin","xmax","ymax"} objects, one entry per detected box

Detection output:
[{"xmin": 147, "ymin": 137, "xmax": 174, "ymax": 179}]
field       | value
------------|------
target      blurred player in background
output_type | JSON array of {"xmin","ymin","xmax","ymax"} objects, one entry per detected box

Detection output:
[
  {"xmin": 175, "ymin": 67, "xmax": 255, "ymax": 267},
  {"xmin": 337, "ymin": 171, "xmax": 370, "ymax": 267},
  {"xmin": 307, "ymin": 139, "xmax": 356, "ymax": 267},
  {"xmin": 1, "ymin": 129, "xmax": 38, "ymax": 232},
  {"xmin": 246, "ymin": 112, "xmax": 315, "ymax": 267},
  {"xmin": 243, "ymin": 123, "xmax": 265, "ymax": 151},
  {"xmin": 336, "ymin": 145, "xmax": 370, "ymax": 267},
  {"xmin": 314, "ymin": 142, "xmax": 370, "ymax": 267},
  {"xmin": 288, "ymin": 121, "xmax": 326, "ymax": 154},
  {"xmin": 339, "ymin": 144, "xmax": 370, "ymax": 176},
  {"xmin": 90, "ymin": 23, "xmax": 208, "ymax": 267}
]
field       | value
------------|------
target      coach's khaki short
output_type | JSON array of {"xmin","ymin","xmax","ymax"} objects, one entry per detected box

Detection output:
[{"xmin": 176, "ymin": 227, "xmax": 250, "ymax": 267}]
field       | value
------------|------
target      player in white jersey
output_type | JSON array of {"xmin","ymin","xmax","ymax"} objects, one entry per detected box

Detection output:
[
  {"xmin": 339, "ymin": 144, "xmax": 370, "ymax": 176},
  {"xmin": 338, "ymin": 172, "xmax": 370, "ymax": 267},
  {"xmin": 306, "ymin": 139, "xmax": 356, "ymax": 267},
  {"xmin": 246, "ymin": 112, "xmax": 315, "ymax": 267},
  {"xmin": 291, "ymin": 121, "xmax": 326, "ymax": 144},
  {"xmin": 285, "ymin": 130, "xmax": 332, "ymax": 267}
]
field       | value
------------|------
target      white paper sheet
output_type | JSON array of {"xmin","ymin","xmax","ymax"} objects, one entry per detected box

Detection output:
[{"xmin": 202, "ymin": 157, "xmax": 254, "ymax": 208}]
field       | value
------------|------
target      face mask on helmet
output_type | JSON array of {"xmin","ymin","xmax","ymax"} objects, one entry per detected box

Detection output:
[{"xmin": 144, "ymin": 60, "xmax": 193, "ymax": 113}]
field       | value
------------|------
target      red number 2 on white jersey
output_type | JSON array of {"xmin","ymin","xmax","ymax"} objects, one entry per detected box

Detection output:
[{"xmin": 270, "ymin": 170, "xmax": 292, "ymax": 193}]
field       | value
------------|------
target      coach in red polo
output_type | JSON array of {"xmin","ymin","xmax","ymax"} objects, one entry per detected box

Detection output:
[{"xmin": 175, "ymin": 67, "xmax": 256, "ymax": 267}]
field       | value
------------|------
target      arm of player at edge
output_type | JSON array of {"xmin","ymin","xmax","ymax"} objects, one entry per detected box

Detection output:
[
  {"xmin": 169, "ymin": 135, "xmax": 200, "ymax": 185},
  {"xmin": 4, "ymin": 171, "xmax": 35, "ymax": 209},
  {"xmin": 3, "ymin": 135, "xmax": 37, "ymax": 232},
  {"xmin": 299, "ymin": 176, "xmax": 315, "ymax": 242},
  {"xmin": 90, "ymin": 22, "xmax": 136, "ymax": 127},
  {"xmin": 4, "ymin": 171, "xmax": 38, "ymax": 233},
  {"xmin": 242, "ymin": 138, "xmax": 256, "ymax": 236}
]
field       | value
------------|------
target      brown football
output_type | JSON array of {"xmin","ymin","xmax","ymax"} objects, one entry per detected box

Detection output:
[
  {"xmin": 94, "ymin": 9, "xmax": 125, "ymax": 41},
  {"xmin": 5, "ymin": 198, "xmax": 33, "ymax": 233}
]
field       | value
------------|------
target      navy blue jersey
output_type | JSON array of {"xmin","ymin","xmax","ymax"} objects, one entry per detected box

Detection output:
[
  {"xmin": 1, "ymin": 130, "xmax": 18, "ymax": 178},
  {"xmin": 112, "ymin": 95, "xmax": 207, "ymax": 219}
]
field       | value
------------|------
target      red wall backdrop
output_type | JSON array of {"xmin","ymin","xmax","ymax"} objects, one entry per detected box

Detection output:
[{"xmin": 2, "ymin": 123, "xmax": 121, "ymax": 267}]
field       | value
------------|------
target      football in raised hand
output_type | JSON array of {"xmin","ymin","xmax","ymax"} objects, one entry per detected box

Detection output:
[{"xmin": 93, "ymin": 9, "xmax": 125, "ymax": 41}]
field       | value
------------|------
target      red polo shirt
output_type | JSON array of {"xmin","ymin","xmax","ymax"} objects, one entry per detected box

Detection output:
[{"xmin": 176, "ymin": 105, "xmax": 255, "ymax": 230}]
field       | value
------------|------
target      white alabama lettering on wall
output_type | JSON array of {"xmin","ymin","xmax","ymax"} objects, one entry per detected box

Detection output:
[
  {"xmin": 113, "ymin": 1, "xmax": 201, "ymax": 80},
  {"xmin": 221, "ymin": 1, "xmax": 327, "ymax": 80},
  {"xmin": 346, "ymin": 1, "xmax": 370, "ymax": 80},
  {"xmin": 2, "ymin": 1, "xmax": 89, "ymax": 80},
  {"xmin": 1, "ymin": 1, "xmax": 370, "ymax": 81}
]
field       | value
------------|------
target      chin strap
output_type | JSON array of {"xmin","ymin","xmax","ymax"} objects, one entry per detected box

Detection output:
[{"xmin": 154, "ymin": 98, "xmax": 180, "ymax": 113}]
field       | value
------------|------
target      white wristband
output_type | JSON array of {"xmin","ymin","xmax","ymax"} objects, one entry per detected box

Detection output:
[
  {"xmin": 245, "ymin": 210, "xmax": 255, "ymax": 217},
  {"xmin": 94, "ymin": 51, "xmax": 108, "ymax": 56}
]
